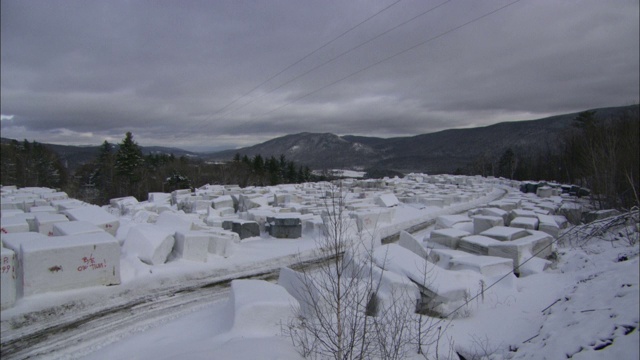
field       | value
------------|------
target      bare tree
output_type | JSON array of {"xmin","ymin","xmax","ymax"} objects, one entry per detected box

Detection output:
[{"xmin": 282, "ymin": 181, "xmax": 420, "ymax": 360}]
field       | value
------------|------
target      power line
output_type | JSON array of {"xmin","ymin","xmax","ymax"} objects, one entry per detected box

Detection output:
[
  {"xmin": 222, "ymin": 0, "xmax": 453, "ymax": 116},
  {"xmin": 210, "ymin": 0, "xmax": 403, "ymax": 117},
  {"xmin": 264, "ymin": 0, "xmax": 524, "ymax": 116}
]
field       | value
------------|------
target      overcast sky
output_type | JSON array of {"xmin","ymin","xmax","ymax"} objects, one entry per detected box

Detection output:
[{"xmin": 1, "ymin": 0, "xmax": 638, "ymax": 151}]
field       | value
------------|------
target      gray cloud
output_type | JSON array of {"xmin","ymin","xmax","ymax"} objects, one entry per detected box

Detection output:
[{"xmin": 2, "ymin": 0, "xmax": 638, "ymax": 151}]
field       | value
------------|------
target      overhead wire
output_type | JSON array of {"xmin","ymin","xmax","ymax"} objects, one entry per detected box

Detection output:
[
  {"xmin": 263, "ymin": 0, "xmax": 524, "ymax": 116},
  {"xmin": 221, "ymin": 0, "xmax": 453, "ymax": 116},
  {"xmin": 210, "ymin": 0, "xmax": 403, "ymax": 117}
]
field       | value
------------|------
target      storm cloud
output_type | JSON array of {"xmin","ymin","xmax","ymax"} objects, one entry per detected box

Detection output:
[{"xmin": 2, "ymin": 0, "xmax": 638, "ymax": 151}]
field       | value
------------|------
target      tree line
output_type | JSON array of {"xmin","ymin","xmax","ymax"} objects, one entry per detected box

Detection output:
[
  {"xmin": 466, "ymin": 107, "xmax": 639, "ymax": 209},
  {"xmin": 1, "ymin": 132, "xmax": 317, "ymax": 205}
]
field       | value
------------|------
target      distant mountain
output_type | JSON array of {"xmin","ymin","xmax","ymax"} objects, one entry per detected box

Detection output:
[
  {"xmin": 4, "ymin": 104, "xmax": 636, "ymax": 175},
  {"xmin": 208, "ymin": 105, "xmax": 638, "ymax": 174},
  {"xmin": 210, "ymin": 132, "xmax": 379, "ymax": 169}
]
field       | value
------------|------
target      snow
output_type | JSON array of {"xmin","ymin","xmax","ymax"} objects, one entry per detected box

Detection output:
[{"xmin": 1, "ymin": 178, "xmax": 639, "ymax": 360}]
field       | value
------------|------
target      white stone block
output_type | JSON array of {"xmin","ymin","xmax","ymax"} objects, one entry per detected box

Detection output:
[
  {"xmin": 428, "ymin": 228, "xmax": 471, "ymax": 249},
  {"xmin": 1, "ymin": 209, "xmax": 24, "ymax": 218},
  {"xmin": 29, "ymin": 205, "xmax": 58, "ymax": 214},
  {"xmin": 123, "ymin": 224, "xmax": 175, "ymax": 265},
  {"xmin": 63, "ymin": 206, "xmax": 119, "ymax": 236},
  {"xmin": 50, "ymin": 199, "xmax": 87, "ymax": 211},
  {"xmin": 397, "ymin": 230, "xmax": 429, "ymax": 258},
  {"xmin": 174, "ymin": 231, "xmax": 209, "ymax": 262},
  {"xmin": 487, "ymin": 231, "xmax": 553, "ymax": 275},
  {"xmin": 52, "ymin": 221, "xmax": 105, "ymax": 236},
  {"xmin": 155, "ymin": 211, "xmax": 197, "ymax": 233},
  {"xmin": 435, "ymin": 215, "xmax": 471, "ymax": 230},
  {"xmin": 480, "ymin": 226, "xmax": 528, "ymax": 242},
  {"xmin": 472, "ymin": 215, "xmax": 504, "ymax": 235},
  {"xmin": 458, "ymin": 235, "xmax": 502, "ymax": 256},
  {"xmin": 536, "ymin": 186, "xmax": 553, "ymax": 198},
  {"xmin": 148, "ymin": 192, "xmax": 171, "ymax": 204},
  {"xmin": 212, "ymin": 195, "xmax": 235, "ymax": 209},
  {"xmin": 374, "ymin": 193, "xmax": 399, "ymax": 207},
  {"xmin": 39, "ymin": 191, "xmax": 68, "ymax": 202},
  {"xmin": 510, "ymin": 216, "xmax": 539, "ymax": 230},
  {"xmin": 427, "ymin": 248, "xmax": 473, "ymax": 269},
  {"xmin": 1, "ymin": 248, "xmax": 17, "ymax": 309},
  {"xmin": 203, "ymin": 228, "xmax": 239, "ymax": 257},
  {"xmin": 110, "ymin": 196, "xmax": 139, "ymax": 215},
  {"xmin": 35, "ymin": 213, "xmax": 69, "ymax": 236},
  {"xmin": 1, "ymin": 216, "xmax": 30, "ymax": 234},
  {"xmin": 19, "ymin": 232, "xmax": 121, "ymax": 296},
  {"xmin": 228, "ymin": 279, "xmax": 299, "ymax": 335},
  {"xmin": 449, "ymin": 255, "xmax": 513, "ymax": 277}
]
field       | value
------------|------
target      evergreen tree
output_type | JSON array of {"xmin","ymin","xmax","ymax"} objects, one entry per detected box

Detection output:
[{"xmin": 115, "ymin": 132, "xmax": 144, "ymax": 198}]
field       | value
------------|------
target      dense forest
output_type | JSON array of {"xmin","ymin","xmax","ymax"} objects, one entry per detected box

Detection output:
[
  {"xmin": 1, "ymin": 132, "xmax": 315, "ymax": 205},
  {"xmin": 1, "ymin": 108, "xmax": 638, "ymax": 210}
]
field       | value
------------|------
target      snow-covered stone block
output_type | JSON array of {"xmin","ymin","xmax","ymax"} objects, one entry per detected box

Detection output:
[
  {"xmin": 19, "ymin": 232, "xmax": 120, "ymax": 296},
  {"xmin": 174, "ymin": 231, "xmax": 209, "ymax": 262},
  {"xmin": 212, "ymin": 195, "xmax": 235, "ymax": 210},
  {"xmin": 374, "ymin": 193, "xmax": 399, "ymax": 207},
  {"xmin": 487, "ymin": 231, "xmax": 553, "ymax": 275},
  {"xmin": 203, "ymin": 228, "xmax": 239, "ymax": 257},
  {"xmin": 488, "ymin": 200, "xmax": 518, "ymax": 212},
  {"xmin": 230, "ymin": 220, "xmax": 260, "ymax": 240},
  {"xmin": 449, "ymin": 255, "xmax": 513, "ymax": 277},
  {"xmin": 52, "ymin": 221, "xmax": 105, "ymax": 236},
  {"xmin": 39, "ymin": 191, "xmax": 68, "ymax": 202},
  {"xmin": 123, "ymin": 224, "xmax": 175, "ymax": 265},
  {"xmin": 1, "ymin": 209, "xmax": 24, "ymax": 218},
  {"xmin": 29, "ymin": 205, "xmax": 58, "ymax": 214},
  {"xmin": 63, "ymin": 206, "xmax": 119, "ymax": 236},
  {"xmin": 1, "ymin": 232, "xmax": 48, "ymax": 298},
  {"xmin": 518, "ymin": 257, "xmax": 552, "ymax": 277},
  {"xmin": 480, "ymin": 226, "xmax": 528, "ymax": 242},
  {"xmin": 35, "ymin": 213, "xmax": 69, "ymax": 236},
  {"xmin": 278, "ymin": 266, "xmax": 318, "ymax": 316},
  {"xmin": 427, "ymin": 248, "xmax": 474, "ymax": 269},
  {"xmin": 148, "ymin": 192, "xmax": 172, "ymax": 204},
  {"xmin": 1, "ymin": 248, "xmax": 17, "ymax": 309},
  {"xmin": 397, "ymin": 230, "xmax": 429, "ymax": 258},
  {"xmin": 171, "ymin": 189, "xmax": 192, "ymax": 205},
  {"xmin": 435, "ymin": 215, "xmax": 471, "ymax": 230},
  {"xmin": 373, "ymin": 244, "xmax": 481, "ymax": 317},
  {"xmin": 536, "ymin": 186, "xmax": 553, "ymax": 198},
  {"xmin": 50, "ymin": 199, "xmax": 87, "ymax": 211},
  {"xmin": 428, "ymin": 228, "xmax": 471, "ymax": 249},
  {"xmin": 303, "ymin": 218, "xmax": 325, "ymax": 239},
  {"xmin": 238, "ymin": 194, "xmax": 268, "ymax": 212},
  {"xmin": 1, "ymin": 216, "xmax": 30, "ymax": 234},
  {"xmin": 267, "ymin": 214, "xmax": 302, "ymax": 239},
  {"xmin": 111, "ymin": 196, "xmax": 140, "ymax": 215},
  {"xmin": 458, "ymin": 235, "xmax": 502, "ymax": 256},
  {"xmin": 420, "ymin": 197, "xmax": 444, "ymax": 207},
  {"xmin": 472, "ymin": 215, "xmax": 504, "ymax": 235},
  {"xmin": 558, "ymin": 202, "xmax": 583, "ymax": 225},
  {"xmin": 228, "ymin": 279, "xmax": 299, "ymax": 335},
  {"xmin": 537, "ymin": 214, "xmax": 560, "ymax": 238},
  {"xmin": 155, "ymin": 211, "xmax": 196, "ymax": 233},
  {"xmin": 510, "ymin": 216, "xmax": 539, "ymax": 230}
]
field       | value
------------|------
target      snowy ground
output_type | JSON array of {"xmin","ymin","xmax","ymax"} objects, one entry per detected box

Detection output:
[
  {"xmin": 1, "ymin": 180, "xmax": 638, "ymax": 360},
  {"xmin": 66, "ymin": 221, "xmax": 638, "ymax": 360}
]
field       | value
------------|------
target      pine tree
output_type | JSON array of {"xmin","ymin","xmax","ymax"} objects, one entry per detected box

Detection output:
[{"xmin": 115, "ymin": 132, "xmax": 144, "ymax": 198}]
